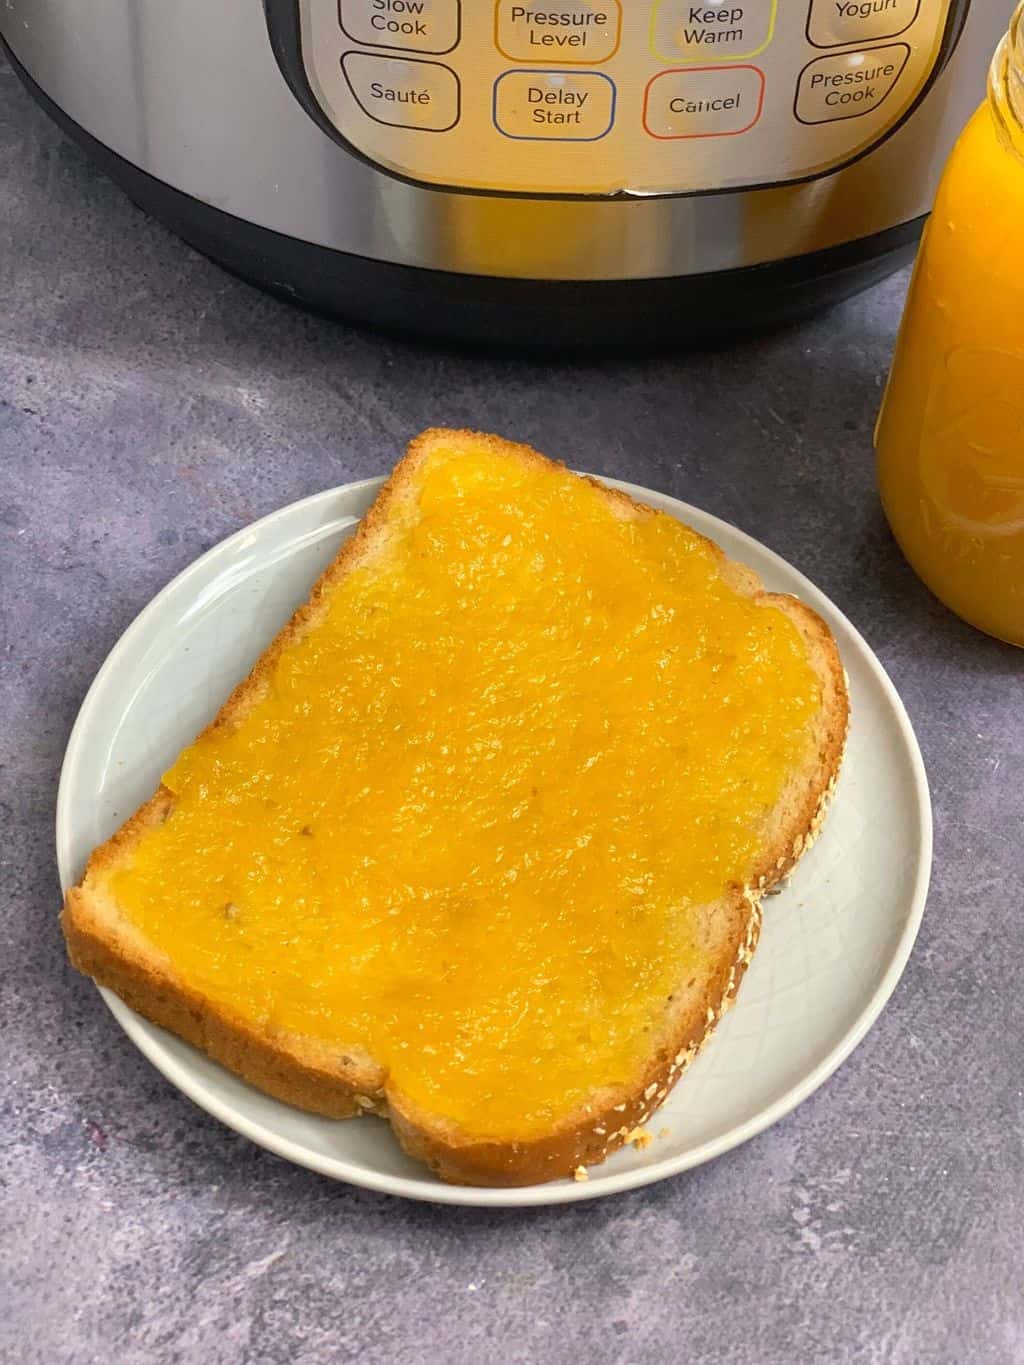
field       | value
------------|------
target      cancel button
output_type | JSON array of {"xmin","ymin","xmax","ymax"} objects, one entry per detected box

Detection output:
[{"xmin": 643, "ymin": 66, "xmax": 765, "ymax": 139}]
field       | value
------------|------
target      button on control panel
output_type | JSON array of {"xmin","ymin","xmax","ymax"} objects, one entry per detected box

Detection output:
[
  {"xmin": 494, "ymin": 69, "xmax": 616, "ymax": 140},
  {"xmin": 650, "ymin": 1, "xmax": 777, "ymax": 63},
  {"xmin": 807, "ymin": 0, "xmax": 921, "ymax": 48},
  {"xmin": 795, "ymin": 44, "xmax": 910, "ymax": 123},
  {"xmin": 644, "ymin": 66, "xmax": 765, "ymax": 139},
  {"xmin": 341, "ymin": 52, "xmax": 460, "ymax": 129},
  {"xmin": 495, "ymin": 2, "xmax": 622, "ymax": 64},
  {"xmin": 340, "ymin": 0, "xmax": 461, "ymax": 54},
  {"xmin": 296, "ymin": 0, "xmax": 954, "ymax": 194}
]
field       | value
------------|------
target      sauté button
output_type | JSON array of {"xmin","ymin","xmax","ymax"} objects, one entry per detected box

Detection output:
[
  {"xmin": 795, "ymin": 44, "xmax": 909, "ymax": 123},
  {"xmin": 807, "ymin": 0, "xmax": 920, "ymax": 49},
  {"xmin": 340, "ymin": 0, "xmax": 461, "ymax": 55},
  {"xmin": 341, "ymin": 52, "xmax": 460, "ymax": 129},
  {"xmin": 495, "ymin": 2, "xmax": 622, "ymax": 65},
  {"xmin": 493, "ymin": 70, "xmax": 616, "ymax": 139},
  {"xmin": 650, "ymin": 0, "xmax": 777, "ymax": 63},
  {"xmin": 643, "ymin": 65, "xmax": 765, "ymax": 138}
]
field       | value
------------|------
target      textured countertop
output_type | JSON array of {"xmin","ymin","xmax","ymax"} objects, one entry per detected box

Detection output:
[{"xmin": 2, "ymin": 51, "xmax": 1022, "ymax": 1365}]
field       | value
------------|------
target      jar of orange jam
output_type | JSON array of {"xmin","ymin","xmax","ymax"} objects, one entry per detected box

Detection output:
[{"xmin": 876, "ymin": 3, "xmax": 1024, "ymax": 646}]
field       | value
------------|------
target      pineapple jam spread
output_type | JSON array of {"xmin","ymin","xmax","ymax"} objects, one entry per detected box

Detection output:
[{"xmin": 106, "ymin": 444, "xmax": 820, "ymax": 1138}]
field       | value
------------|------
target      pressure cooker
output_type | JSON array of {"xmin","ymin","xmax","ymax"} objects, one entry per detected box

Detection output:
[{"xmin": 0, "ymin": 1, "xmax": 1011, "ymax": 345}]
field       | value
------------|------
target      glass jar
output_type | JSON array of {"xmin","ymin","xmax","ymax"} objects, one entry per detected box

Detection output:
[{"xmin": 875, "ymin": 3, "xmax": 1024, "ymax": 646}]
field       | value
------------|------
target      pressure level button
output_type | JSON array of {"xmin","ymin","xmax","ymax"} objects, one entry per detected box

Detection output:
[{"xmin": 495, "ymin": 2, "xmax": 622, "ymax": 64}]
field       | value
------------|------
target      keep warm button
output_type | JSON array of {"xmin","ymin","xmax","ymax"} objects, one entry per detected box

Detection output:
[
  {"xmin": 494, "ymin": 70, "xmax": 616, "ymax": 140},
  {"xmin": 651, "ymin": 1, "xmax": 777, "ymax": 63},
  {"xmin": 795, "ymin": 44, "xmax": 910, "ymax": 123},
  {"xmin": 341, "ymin": 52, "xmax": 460, "ymax": 130}
]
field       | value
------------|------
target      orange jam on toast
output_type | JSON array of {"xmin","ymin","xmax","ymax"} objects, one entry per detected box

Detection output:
[{"xmin": 105, "ymin": 446, "xmax": 820, "ymax": 1138}]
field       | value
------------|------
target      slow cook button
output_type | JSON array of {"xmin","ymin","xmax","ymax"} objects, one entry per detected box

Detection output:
[
  {"xmin": 643, "ymin": 65, "xmax": 765, "ymax": 138},
  {"xmin": 807, "ymin": 0, "xmax": 920, "ymax": 49},
  {"xmin": 795, "ymin": 44, "xmax": 910, "ymax": 123},
  {"xmin": 341, "ymin": 52, "xmax": 460, "ymax": 129},
  {"xmin": 650, "ymin": 0, "xmax": 777, "ymax": 63},
  {"xmin": 495, "ymin": 2, "xmax": 622, "ymax": 65},
  {"xmin": 339, "ymin": 0, "xmax": 461, "ymax": 55},
  {"xmin": 493, "ymin": 70, "xmax": 616, "ymax": 139}
]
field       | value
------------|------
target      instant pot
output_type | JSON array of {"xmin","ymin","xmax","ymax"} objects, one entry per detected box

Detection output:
[{"xmin": 0, "ymin": 1, "xmax": 1010, "ymax": 345}]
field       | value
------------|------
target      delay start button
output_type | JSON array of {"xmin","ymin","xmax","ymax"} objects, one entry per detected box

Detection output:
[
  {"xmin": 493, "ymin": 70, "xmax": 616, "ymax": 139},
  {"xmin": 340, "ymin": 0, "xmax": 461, "ymax": 55},
  {"xmin": 795, "ymin": 44, "xmax": 910, "ymax": 123},
  {"xmin": 341, "ymin": 52, "xmax": 460, "ymax": 129},
  {"xmin": 495, "ymin": 2, "xmax": 622, "ymax": 64}
]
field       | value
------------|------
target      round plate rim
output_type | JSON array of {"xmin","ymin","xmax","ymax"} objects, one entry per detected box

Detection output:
[{"xmin": 55, "ymin": 474, "xmax": 932, "ymax": 1208}]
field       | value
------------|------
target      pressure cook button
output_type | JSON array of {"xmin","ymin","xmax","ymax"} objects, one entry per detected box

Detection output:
[
  {"xmin": 650, "ymin": 0, "xmax": 777, "ymax": 63},
  {"xmin": 341, "ymin": 52, "xmax": 460, "ymax": 130},
  {"xmin": 495, "ymin": 2, "xmax": 622, "ymax": 65},
  {"xmin": 340, "ymin": 0, "xmax": 460, "ymax": 55},
  {"xmin": 643, "ymin": 65, "xmax": 765, "ymax": 138},
  {"xmin": 807, "ymin": 0, "xmax": 920, "ymax": 49},
  {"xmin": 794, "ymin": 44, "xmax": 909, "ymax": 123},
  {"xmin": 493, "ymin": 70, "xmax": 616, "ymax": 139}
]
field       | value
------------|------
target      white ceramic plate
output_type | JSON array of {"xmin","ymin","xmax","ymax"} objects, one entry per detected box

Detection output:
[{"xmin": 56, "ymin": 476, "xmax": 931, "ymax": 1207}]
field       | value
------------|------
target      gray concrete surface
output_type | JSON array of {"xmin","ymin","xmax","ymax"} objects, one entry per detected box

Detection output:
[{"xmin": 2, "ymin": 50, "xmax": 1022, "ymax": 1365}]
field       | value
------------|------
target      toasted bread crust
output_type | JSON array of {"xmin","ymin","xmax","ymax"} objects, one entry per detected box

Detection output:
[{"xmin": 62, "ymin": 429, "xmax": 849, "ymax": 1186}]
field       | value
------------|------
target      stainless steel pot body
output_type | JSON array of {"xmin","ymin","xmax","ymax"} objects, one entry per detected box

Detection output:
[{"xmin": 0, "ymin": 0, "xmax": 1011, "ymax": 283}]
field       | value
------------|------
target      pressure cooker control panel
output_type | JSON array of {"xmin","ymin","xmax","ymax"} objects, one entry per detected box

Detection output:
[{"xmin": 294, "ymin": 0, "xmax": 956, "ymax": 194}]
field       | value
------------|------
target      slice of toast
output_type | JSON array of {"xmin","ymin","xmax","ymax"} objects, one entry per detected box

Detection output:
[{"xmin": 63, "ymin": 430, "xmax": 848, "ymax": 1186}]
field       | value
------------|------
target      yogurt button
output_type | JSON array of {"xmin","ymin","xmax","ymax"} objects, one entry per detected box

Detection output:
[{"xmin": 807, "ymin": 0, "xmax": 920, "ymax": 49}]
